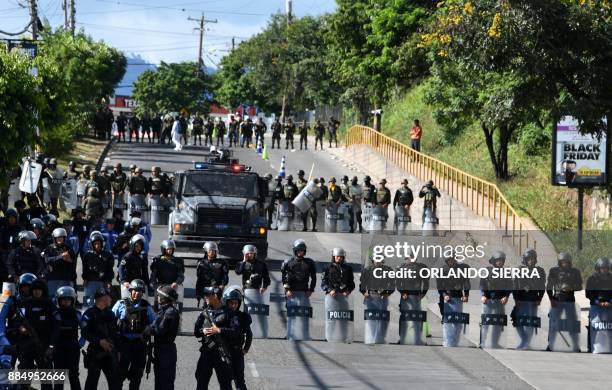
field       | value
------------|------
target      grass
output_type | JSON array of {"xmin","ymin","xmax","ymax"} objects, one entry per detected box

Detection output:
[{"xmin": 55, "ymin": 136, "xmax": 108, "ymax": 172}]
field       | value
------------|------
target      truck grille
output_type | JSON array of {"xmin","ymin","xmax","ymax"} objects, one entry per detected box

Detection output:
[{"xmin": 197, "ymin": 207, "xmax": 244, "ymax": 226}]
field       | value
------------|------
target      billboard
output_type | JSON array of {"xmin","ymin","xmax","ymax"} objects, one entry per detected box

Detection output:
[{"xmin": 552, "ymin": 116, "xmax": 607, "ymax": 186}]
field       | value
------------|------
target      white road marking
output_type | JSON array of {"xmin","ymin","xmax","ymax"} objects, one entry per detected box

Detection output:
[{"xmin": 248, "ymin": 362, "xmax": 260, "ymax": 378}]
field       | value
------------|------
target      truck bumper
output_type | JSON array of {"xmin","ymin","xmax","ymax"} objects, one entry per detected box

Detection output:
[{"xmin": 171, "ymin": 233, "xmax": 268, "ymax": 260}]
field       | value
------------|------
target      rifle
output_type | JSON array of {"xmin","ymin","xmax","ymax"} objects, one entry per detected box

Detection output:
[
  {"xmin": 14, "ymin": 306, "xmax": 47, "ymax": 367},
  {"xmin": 145, "ymin": 340, "xmax": 153, "ymax": 379},
  {"xmin": 201, "ymin": 308, "xmax": 231, "ymax": 365}
]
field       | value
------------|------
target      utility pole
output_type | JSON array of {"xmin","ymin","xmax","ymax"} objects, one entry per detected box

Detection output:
[
  {"xmin": 29, "ymin": 0, "xmax": 38, "ymax": 40},
  {"xmin": 280, "ymin": 0, "xmax": 293, "ymax": 122},
  {"xmin": 188, "ymin": 13, "xmax": 217, "ymax": 75},
  {"xmin": 232, "ymin": 37, "xmax": 235, "ymax": 52},
  {"xmin": 69, "ymin": 0, "xmax": 76, "ymax": 36},
  {"xmin": 63, "ymin": 0, "xmax": 68, "ymax": 30}
]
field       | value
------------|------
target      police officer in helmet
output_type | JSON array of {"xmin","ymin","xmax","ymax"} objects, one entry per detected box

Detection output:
[
  {"xmin": 6, "ymin": 230, "xmax": 44, "ymax": 282},
  {"xmin": 196, "ymin": 242, "xmax": 229, "ymax": 306},
  {"xmin": 0, "ymin": 273, "xmax": 37, "ymax": 363},
  {"xmin": 42, "ymin": 227, "xmax": 77, "ymax": 298},
  {"xmin": 82, "ymin": 231, "xmax": 115, "ymax": 308},
  {"xmin": 281, "ymin": 239, "xmax": 317, "ymax": 299},
  {"xmin": 419, "ymin": 180, "xmax": 441, "ymax": 223},
  {"xmin": 222, "ymin": 286, "xmax": 252, "ymax": 390},
  {"xmin": 150, "ymin": 240, "xmax": 185, "ymax": 311},
  {"xmin": 236, "ymin": 244, "xmax": 271, "ymax": 293},
  {"xmin": 586, "ymin": 257, "xmax": 612, "ymax": 353},
  {"xmin": 50, "ymin": 286, "xmax": 82, "ymax": 390},
  {"xmin": 118, "ymin": 234, "xmax": 150, "ymax": 299},
  {"xmin": 322, "ymin": 247, "xmax": 355, "ymax": 297},
  {"xmin": 112, "ymin": 279, "xmax": 156, "ymax": 390}
]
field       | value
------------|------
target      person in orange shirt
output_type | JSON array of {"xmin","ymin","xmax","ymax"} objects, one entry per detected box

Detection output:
[{"xmin": 410, "ymin": 119, "xmax": 422, "ymax": 152}]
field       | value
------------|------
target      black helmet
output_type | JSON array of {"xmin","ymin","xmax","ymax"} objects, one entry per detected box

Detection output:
[
  {"xmin": 49, "ymin": 158, "xmax": 57, "ymax": 167},
  {"xmin": 202, "ymin": 286, "xmax": 222, "ymax": 299},
  {"xmin": 157, "ymin": 285, "xmax": 178, "ymax": 304},
  {"xmin": 293, "ymin": 239, "xmax": 307, "ymax": 255},
  {"xmin": 521, "ymin": 248, "xmax": 537, "ymax": 266},
  {"xmin": 42, "ymin": 214, "xmax": 57, "ymax": 226},
  {"xmin": 342, "ymin": 175, "xmax": 348, "ymax": 182},
  {"xmin": 68, "ymin": 161, "xmax": 76, "ymax": 169},
  {"xmin": 298, "ymin": 170, "xmax": 305, "ymax": 176},
  {"xmin": 351, "ymin": 176, "xmax": 358, "ymax": 184},
  {"xmin": 30, "ymin": 218, "xmax": 44, "ymax": 230},
  {"xmin": 18, "ymin": 230, "xmax": 36, "ymax": 243},
  {"xmin": 222, "ymin": 286, "xmax": 243, "ymax": 307},
  {"xmin": 557, "ymin": 252, "xmax": 572, "ymax": 266},
  {"xmin": 89, "ymin": 231, "xmax": 105, "ymax": 244},
  {"xmin": 56, "ymin": 286, "xmax": 77, "ymax": 307},
  {"xmin": 160, "ymin": 239, "xmax": 176, "ymax": 254},
  {"xmin": 287, "ymin": 175, "xmax": 293, "ymax": 182},
  {"xmin": 18, "ymin": 273, "xmax": 37, "ymax": 289},
  {"xmin": 595, "ymin": 257, "xmax": 610, "ymax": 272},
  {"xmin": 364, "ymin": 175, "xmax": 371, "ymax": 183},
  {"xmin": 129, "ymin": 279, "xmax": 146, "ymax": 293},
  {"xmin": 426, "ymin": 180, "xmax": 434, "ymax": 187},
  {"xmin": 5, "ymin": 208, "xmax": 18, "ymax": 219},
  {"xmin": 129, "ymin": 234, "xmax": 146, "ymax": 251},
  {"xmin": 488, "ymin": 250, "xmax": 506, "ymax": 266},
  {"xmin": 30, "ymin": 279, "xmax": 48, "ymax": 296},
  {"xmin": 94, "ymin": 287, "xmax": 111, "ymax": 300}
]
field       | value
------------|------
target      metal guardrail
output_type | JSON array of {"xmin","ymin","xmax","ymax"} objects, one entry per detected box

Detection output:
[{"xmin": 346, "ymin": 125, "xmax": 536, "ymax": 254}]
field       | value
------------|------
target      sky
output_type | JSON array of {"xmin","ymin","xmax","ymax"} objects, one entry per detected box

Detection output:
[{"xmin": 0, "ymin": 0, "xmax": 337, "ymax": 67}]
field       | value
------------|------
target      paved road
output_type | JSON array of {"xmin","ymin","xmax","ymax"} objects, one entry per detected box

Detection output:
[{"xmin": 73, "ymin": 138, "xmax": 539, "ymax": 390}]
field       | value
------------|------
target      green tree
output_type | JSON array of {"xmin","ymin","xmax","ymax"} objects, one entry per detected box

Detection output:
[{"xmin": 132, "ymin": 62, "xmax": 213, "ymax": 115}]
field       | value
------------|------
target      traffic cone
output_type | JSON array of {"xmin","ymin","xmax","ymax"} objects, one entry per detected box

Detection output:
[
  {"xmin": 424, "ymin": 321, "xmax": 431, "ymax": 338},
  {"xmin": 262, "ymin": 145, "xmax": 269, "ymax": 160},
  {"xmin": 256, "ymin": 139, "xmax": 263, "ymax": 155},
  {"xmin": 279, "ymin": 156, "xmax": 286, "ymax": 178}
]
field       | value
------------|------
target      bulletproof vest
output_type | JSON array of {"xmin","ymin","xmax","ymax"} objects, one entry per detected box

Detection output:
[
  {"xmin": 296, "ymin": 178, "xmax": 307, "ymax": 192},
  {"xmin": 199, "ymin": 259, "xmax": 226, "ymax": 286},
  {"xmin": 153, "ymin": 305, "xmax": 180, "ymax": 343},
  {"xmin": 363, "ymin": 184, "xmax": 375, "ymax": 203},
  {"xmin": 54, "ymin": 308, "xmax": 80, "ymax": 345},
  {"xmin": 150, "ymin": 176, "xmax": 164, "ymax": 194},
  {"xmin": 284, "ymin": 183, "xmax": 297, "ymax": 200},
  {"xmin": 285, "ymin": 257, "xmax": 312, "ymax": 287},
  {"xmin": 14, "ymin": 247, "xmax": 41, "ymax": 276},
  {"xmin": 153, "ymin": 256, "xmax": 180, "ymax": 284},
  {"xmin": 376, "ymin": 187, "xmax": 389, "ymax": 204},
  {"xmin": 327, "ymin": 185, "xmax": 342, "ymax": 202},
  {"xmin": 272, "ymin": 184, "xmax": 284, "ymax": 200},
  {"xmin": 396, "ymin": 263, "xmax": 427, "ymax": 293},
  {"xmin": 551, "ymin": 267, "xmax": 580, "ymax": 297},
  {"xmin": 254, "ymin": 124, "xmax": 265, "ymax": 133},
  {"xmin": 423, "ymin": 188, "xmax": 436, "ymax": 208},
  {"xmin": 111, "ymin": 172, "xmax": 127, "ymax": 192},
  {"xmin": 84, "ymin": 251, "xmax": 111, "ymax": 280},
  {"xmin": 340, "ymin": 183, "xmax": 350, "ymax": 198},
  {"xmin": 299, "ymin": 126, "xmax": 308, "ymax": 135},
  {"xmin": 120, "ymin": 299, "xmax": 149, "ymax": 335},
  {"xmin": 45, "ymin": 244, "xmax": 76, "ymax": 280},
  {"xmin": 314, "ymin": 125, "xmax": 325, "ymax": 135},
  {"xmin": 318, "ymin": 185, "xmax": 328, "ymax": 202},
  {"xmin": 397, "ymin": 187, "xmax": 413, "ymax": 206},
  {"xmin": 362, "ymin": 265, "xmax": 394, "ymax": 292},
  {"xmin": 349, "ymin": 184, "xmax": 363, "ymax": 200},
  {"xmin": 86, "ymin": 307, "xmax": 118, "ymax": 346},
  {"xmin": 95, "ymin": 176, "xmax": 109, "ymax": 193},
  {"xmin": 122, "ymin": 253, "xmax": 147, "ymax": 281},
  {"xmin": 285, "ymin": 124, "xmax": 295, "ymax": 135},
  {"xmin": 271, "ymin": 123, "xmax": 281, "ymax": 133},
  {"xmin": 243, "ymin": 260, "xmax": 264, "ymax": 289},
  {"xmin": 24, "ymin": 297, "xmax": 53, "ymax": 342},
  {"xmin": 327, "ymin": 263, "xmax": 350, "ymax": 291},
  {"xmin": 129, "ymin": 176, "xmax": 147, "ymax": 194}
]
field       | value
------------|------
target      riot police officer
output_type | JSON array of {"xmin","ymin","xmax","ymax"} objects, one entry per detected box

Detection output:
[
  {"xmin": 314, "ymin": 119, "xmax": 325, "ymax": 150},
  {"xmin": 118, "ymin": 234, "xmax": 150, "ymax": 299},
  {"xmin": 83, "ymin": 187, "xmax": 104, "ymax": 227},
  {"xmin": 268, "ymin": 176, "xmax": 285, "ymax": 229},
  {"xmin": 376, "ymin": 178, "xmax": 391, "ymax": 213},
  {"xmin": 223, "ymin": 286, "xmax": 252, "ymax": 390},
  {"xmin": 396, "ymin": 255, "xmax": 429, "ymax": 300},
  {"xmin": 30, "ymin": 217, "xmax": 48, "ymax": 251},
  {"xmin": 144, "ymin": 285, "xmax": 180, "ymax": 390},
  {"xmin": 148, "ymin": 166, "xmax": 170, "ymax": 197},
  {"xmin": 50, "ymin": 286, "xmax": 82, "ymax": 390},
  {"xmin": 196, "ymin": 241, "xmax": 229, "ymax": 306},
  {"xmin": 204, "ymin": 117, "xmax": 215, "ymax": 147},
  {"xmin": 216, "ymin": 118, "xmax": 227, "ymax": 147},
  {"xmin": 322, "ymin": 247, "xmax": 355, "ymax": 296},
  {"xmin": 44, "ymin": 158, "xmax": 64, "ymax": 214},
  {"xmin": 281, "ymin": 239, "xmax": 317, "ymax": 299},
  {"xmin": 285, "ymin": 118, "xmax": 296, "ymax": 149},
  {"xmin": 43, "ymin": 228, "xmax": 77, "ymax": 297},
  {"xmin": 359, "ymin": 257, "xmax": 395, "ymax": 297},
  {"xmin": 228, "ymin": 116, "xmax": 239, "ymax": 147},
  {"xmin": 82, "ymin": 287, "xmax": 120, "ymax": 390},
  {"xmin": 436, "ymin": 254, "xmax": 471, "ymax": 314},
  {"xmin": 66, "ymin": 161, "xmax": 80, "ymax": 180},
  {"xmin": 0, "ymin": 209, "xmax": 23, "ymax": 260},
  {"xmin": 150, "ymin": 240, "xmax": 185, "ymax": 310},
  {"xmin": 271, "ymin": 118, "xmax": 282, "ymax": 149},
  {"xmin": 6, "ymin": 230, "xmax": 44, "ymax": 281},
  {"xmin": 340, "ymin": 176, "xmax": 350, "ymax": 203},
  {"xmin": 284, "ymin": 175, "xmax": 298, "ymax": 202},
  {"xmin": 298, "ymin": 120, "xmax": 309, "ymax": 150},
  {"xmin": 586, "ymin": 257, "xmax": 612, "ymax": 353},
  {"xmin": 481, "ymin": 251, "xmax": 512, "ymax": 304},
  {"xmin": 194, "ymin": 286, "xmax": 239, "ymax": 390},
  {"xmin": 110, "ymin": 163, "xmax": 128, "ymax": 211},
  {"xmin": 419, "ymin": 180, "xmax": 441, "ymax": 223},
  {"xmin": 235, "ymin": 244, "xmax": 271, "ymax": 292},
  {"xmin": 362, "ymin": 176, "xmax": 376, "ymax": 205},
  {"xmin": 327, "ymin": 177, "xmax": 343, "ymax": 208},
  {"xmin": 0, "ymin": 273, "xmax": 36, "ymax": 358},
  {"xmin": 128, "ymin": 167, "xmax": 149, "ymax": 199},
  {"xmin": 393, "ymin": 179, "xmax": 414, "ymax": 219},
  {"xmin": 254, "ymin": 117, "xmax": 267, "ymax": 146},
  {"xmin": 82, "ymin": 231, "xmax": 115, "ymax": 307},
  {"xmin": 112, "ymin": 279, "xmax": 156, "ymax": 390}
]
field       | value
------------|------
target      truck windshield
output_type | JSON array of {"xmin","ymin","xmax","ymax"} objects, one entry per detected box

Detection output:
[{"xmin": 182, "ymin": 173, "xmax": 259, "ymax": 198}]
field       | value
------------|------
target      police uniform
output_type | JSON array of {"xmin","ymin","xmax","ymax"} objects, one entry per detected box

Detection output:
[
  {"xmin": 216, "ymin": 120, "xmax": 227, "ymax": 147},
  {"xmin": 359, "ymin": 264, "xmax": 395, "ymax": 296},
  {"xmin": 196, "ymin": 258, "xmax": 230, "ymax": 296},
  {"xmin": 149, "ymin": 301, "xmax": 180, "ymax": 390},
  {"xmin": 235, "ymin": 259, "xmax": 271, "ymax": 290},
  {"xmin": 43, "ymin": 242, "xmax": 77, "ymax": 297},
  {"xmin": 128, "ymin": 175, "xmax": 148, "ymax": 196},
  {"xmin": 82, "ymin": 248, "xmax": 115, "ymax": 304},
  {"xmin": 50, "ymin": 305, "xmax": 83, "ymax": 390},
  {"xmin": 348, "ymin": 183, "xmax": 363, "ymax": 232},
  {"xmin": 328, "ymin": 118, "xmax": 339, "ymax": 148},
  {"xmin": 322, "ymin": 261, "xmax": 355, "ymax": 294},
  {"xmin": 436, "ymin": 262, "xmax": 471, "ymax": 315},
  {"xmin": 299, "ymin": 123, "xmax": 309, "ymax": 150},
  {"xmin": 271, "ymin": 121, "xmax": 282, "ymax": 149},
  {"xmin": 81, "ymin": 304, "xmax": 121, "ymax": 390},
  {"xmin": 296, "ymin": 177, "xmax": 310, "ymax": 230},
  {"xmin": 314, "ymin": 122, "xmax": 325, "ymax": 150},
  {"xmin": 419, "ymin": 185, "xmax": 441, "ymax": 222},
  {"xmin": 281, "ymin": 256, "xmax": 317, "ymax": 293},
  {"xmin": 6, "ymin": 245, "xmax": 44, "ymax": 280},
  {"xmin": 285, "ymin": 122, "xmax": 296, "ymax": 149},
  {"xmin": 268, "ymin": 179, "xmax": 285, "ymax": 228},
  {"xmin": 148, "ymin": 173, "xmax": 170, "ymax": 197},
  {"xmin": 228, "ymin": 118, "xmax": 239, "ymax": 147},
  {"xmin": 396, "ymin": 261, "xmax": 429, "ymax": 296},
  {"xmin": 204, "ymin": 119, "xmax": 215, "ymax": 147},
  {"xmin": 192, "ymin": 116, "xmax": 204, "ymax": 145},
  {"xmin": 118, "ymin": 250, "xmax": 150, "ymax": 293},
  {"xmin": 393, "ymin": 186, "xmax": 414, "ymax": 209},
  {"xmin": 150, "ymin": 255, "xmax": 185, "ymax": 309},
  {"xmin": 110, "ymin": 170, "xmax": 128, "ymax": 210},
  {"xmin": 44, "ymin": 167, "xmax": 64, "ymax": 213},
  {"xmin": 362, "ymin": 182, "xmax": 376, "ymax": 205},
  {"xmin": 228, "ymin": 309, "xmax": 252, "ymax": 390},
  {"xmin": 254, "ymin": 120, "xmax": 267, "ymax": 146}
]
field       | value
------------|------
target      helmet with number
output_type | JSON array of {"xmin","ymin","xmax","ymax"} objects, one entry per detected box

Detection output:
[
  {"xmin": 157, "ymin": 285, "xmax": 178, "ymax": 304},
  {"xmin": 30, "ymin": 218, "xmax": 45, "ymax": 230},
  {"xmin": 18, "ymin": 230, "xmax": 37, "ymax": 243},
  {"xmin": 56, "ymin": 286, "xmax": 77, "ymax": 307},
  {"xmin": 292, "ymin": 239, "xmax": 307, "ymax": 255},
  {"xmin": 129, "ymin": 234, "xmax": 146, "ymax": 251},
  {"xmin": 242, "ymin": 244, "xmax": 257, "ymax": 255},
  {"xmin": 332, "ymin": 247, "xmax": 346, "ymax": 260},
  {"xmin": 52, "ymin": 228, "xmax": 67, "ymax": 239},
  {"xmin": 18, "ymin": 273, "xmax": 37, "ymax": 289},
  {"xmin": 129, "ymin": 279, "xmax": 146, "ymax": 293},
  {"xmin": 488, "ymin": 250, "xmax": 506, "ymax": 266},
  {"xmin": 160, "ymin": 239, "xmax": 176, "ymax": 254},
  {"xmin": 521, "ymin": 248, "xmax": 537, "ymax": 266},
  {"xmin": 595, "ymin": 257, "xmax": 610, "ymax": 272},
  {"xmin": 557, "ymin": 252, "xmax": 572, "ymax": 266},
  {"xmin": 203, "ymin": 241, "xmax": 218, "ymax": 253},
  {"xmin": 89, "ymin": 231, "xmax": 105, "ymax": 244},
  {"xmin": 202, "ymin": 286, "xmax": 223, "ymax": 299},
  {"xmin": 42, "ymin": 214, "xmax": 57, "ymax": 226},
  {"xmin": 222, "ymin": 285, "xmax": 243, "ymax": 307}
]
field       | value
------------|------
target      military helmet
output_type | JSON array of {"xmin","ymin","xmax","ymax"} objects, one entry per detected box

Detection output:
[
  {"xmin": 203, "ymin": 241, "xmax": 218, "ymax": 253},
  {"xmin": 129, "ymin": 234, "xmax": 146, "ymax": 250},
  {"xmin": 329, "ymin": 177, "xmax": 336, "ymax": 183},
  {"xmin": 332, "ymin": 247, "xmax": 346, "ymax": 258},
  {"xmin": 595, "ymin": 257, "xmax": 610, "ymax": 272},
  {"xmin": 43, "ymin": 157, "xmax": 50, "ymax": 165},
  {"xmin": 152, "ymin": 166, "xmax": 161, "ymax": 173},
  {"xmin": 426, "ymin": 180, "xmax": 434, "ymax": 187},
  {"xmin": 242, "ymin": 244, "xmax": 257, "ymax": 255},
  {"xmin": 160, "ymin": 239, "xmax": 176, "ymax": 253},
  {"xmin": 293, "ymin": 239, "xmax": 307, "ymax": 254},
  {"xmin": 114, "ymin": 162, "xmax": 122, "ymax": 169},
  {"xmin": 68, "ymin": 161, "xmax": 76, "ymax": 169},
  {"xmin": 557, "ymin": 252, "xmax": 572, "ymax": 266},
  {"xmin": 134, "ymin": 167, "xmax": 143, "ymax": 174},
  {"xmin": 89, "ymin": 231, "xmax": 105, "ymax": 244},
  {"xmin": 401, "ymin": 179, "xmax": 409, "ymax": 185},
  {"xmin": 351, "ymin": 176, "xmax": 358, "ymax": 183},
  {"xmin": 87, "ymin": 187, "xmax": 99, "ymax": 196},
  {"xmin": 42, "ymin": 214, "xmax": 57, "ymax": 226},
  {"xmin": 287, "ymin": 174, "xmax": 293, "ymax": 181},
  {"xmin": 18, "ymin": 230, "xmax": 36, "ymax": 242},
  {"xmin": 129, "ymin": 279, "xmax": 146, "ymax": 293},
  {"xmin": 129, "ymin": 164, "xmax": 136, "ymax": 171},
  {"xmin": 157, "ymin": 285, "xmax": 178, "ymax": 303},
  {"xmin": 298, "ymin": 169, "xmax": 305, "ymax": 176},
  {"xmin": 364, "ymin": 175, "xmax": 371, "ymax": 183},
  {"xmin": 18, "ymin": 273, "xmax": 37, "ymax": 288},
  {"xmin": 5, "ymin": 209, "xmax": 18, "ymax": 218},
  {"xmin": 489, "ymin": 250, "xmax": 506, "ymax": 265},
  {"xmin": 56, "ymin": 286, "xmax": 77, "ymax": 307},
  {"xmin": 49, "ymin": 158, "xmax": 57, "ymax": 167},
  {"xmin": 521, "ymin": 248, "xmax": 537, "ymax": 265},
  {"xmin": 222, "ymin": 285, "xmax": 243, "ymax": 306},
  {"xmin": 52, "ymin": 228, "xmax": 67, "ymax": 239},
  {"xmin": 342, "ymin": 175, "xmax": 349, "ymax": 182},
  {"xmin": 30, "ymin": 218, "xmax": 44, "ymax": 230},
  {"xmin": 379, "ymin": 178, "xmax": 387, "ymax": 185}
]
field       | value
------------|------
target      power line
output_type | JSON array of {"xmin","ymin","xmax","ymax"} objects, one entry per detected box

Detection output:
[
  {"xmin": 88, "ymin": 0, "xmax": 267, "ymax": 16},
  {"xmin": 188, "ymin": 13, "xmax": 217, "ymax": 74}
]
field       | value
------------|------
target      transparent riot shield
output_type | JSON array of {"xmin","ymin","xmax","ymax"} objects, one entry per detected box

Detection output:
[
  {"xmin": 394, "ymin": 206, "xmax": 411, "ymax": 235},
  {"xmin": 61, "ymin": 179, "xmax": 78, "ymax": 210},
  {"xmin": 292, "ymin": 181, "xmax": 322, "ymax": 214},
  {"xmin": 337, "ymin": 203, "xmax": 351, "ymax": 232},
  {"xmin": 480, "ymin": 300, "xmax": 508, "ymax": 349},
  {"xmin": 325, "ymin": 294, "xmax": 354, "ymax": 343},
  {"xmin": 442, "ymin": 298, "xmax": 470, "ymax": 347},
  {"xmin": 422, "ymin": 207, "xmax": 438, "ymax": 235},
  {"xmin": 8, "ymin": 180, "xmax": 21, "ymax": 210},
  {"xmin": 589, "ymin": 305, "xmax": 612, "ymax": 354},
  {"xmin": 286, "ymin": 291, "xmax": 312, "ymax": 341},
  {"xmin": 548, "ymin": 301, "xmax": 581, "ymax": 352},
  {"xmin": 149, "ymin": 195, "xmax": 170, "ymax": 226},
  {"xmin": 362, "ymin": 202, "xmax": 373, "ymax": 228},
  {"xmin": 364, "ymin": 294, "xmax": 390, "ymax": 345},
  {"xmin": 76, "ymin": 179, "xmax": 87, "ymax": 205},
  {"xmin": 101, "ymin": 194, "xmax": 111, "ymax": 217},
  {"xmin": 369, "ymin": 205, "xmax": 387, "ymax": 232},
  {"xmin": 511, "ymin": 301, "xmax": 545, "ymax": 350},
  {"xmin": 112, "ymin": 192, "xmax": 127, "ymax": 219},
  {"xmin": 277, "ymin": 201, "xmax": 293, "ymax": 231},
  {"xmin": 324, "ymin": 204, "xmax": 339, "ymax": 233},
  {"xmin": 129, "ymin": 194, "xmax": 150, "ymax": 223},
  {"xmin": 399, "ymin": 295, "xmax": 426, "ymax": 345},
  {"xmin": 244, "ymin": 288, "xmax": 270, "ymax": 339}
]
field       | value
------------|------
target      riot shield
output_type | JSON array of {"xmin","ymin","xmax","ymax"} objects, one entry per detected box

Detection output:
[
  {"xmin": 324, "ymin": 204, "xmax": 339, "ymax": 233},
  {"xmin": 589, "ymin": 305, "xmax": 612, "ymax": 354},
  {"xmin": 511, "ymin": 301, "xmax": 545, "ymax": 350},
  {"xmin": 363, "ymin": 294, "xmax": 390, "ymax": 345},
  {"xmin": 442, "ymin": 298, "xmax": 470, "ymax": 347},
  {"xmin": 244, "ymin": 288, "xmax": 270, "ymax": 339},
  {"xmin": 149, "ymin": 195, "xmax": 170, "ymax": 226},
  {"xmin": 292, "ymin": 181, "xmax": 322, "ymax": 214},
  {"xmin": 394, "ymin": 206, "xmax": 411, "ymax": 235},
  {"xmin": 480, "ymin": 300, "xmax": 508, "ymax": 349},
  {"xmin": 101, "ymin": 194, "xmax": 111, "ymax": 217},
  {"xmin": 399, "ymin": 295, "xmax": 426, "ymax": 345},
  {"xmin": 129, "ymin": 194, "xmax": 150, "ymax": 223},
  {"xmin": 422, "ymin": 207, "xmax": 438, "ymax": 234},
  {"xmin": 76, "ymin": 179, "xmax": 87, "ymax": 205},
  {"xmin": 369, "ymin": 205, "xmax": 387, "ymax": 232},
  {"xmin": 337, "ymin": 203, "xmax": 351, "ymax": 232},
  {"xmin": 112, "ymin": 192, "xmax": 127, "ymax": 218},
  {"xmin": 548, "ymin": 301, "xmax": 581, "ymax": 352},
  {"xmin": 362, "ymin": 202, "xmax": 373, "ymax": 228},
  {"xmin": 61, "ymin": 179, "xmax": 78, "ymax": 210},
  {"xmin": 277, "ymin": 201, "xmax": 294, "ymax": 231},
  {"xmin": 325, "ymin": 294, "xmax": 354, "ymax": 343},
  {"xmin": 286, "ymin": 291, "xmax": 312, "ymax": 341},
  {"xmin": 19, "ymin": 160, "xmax": 42, "ymax": 194}
]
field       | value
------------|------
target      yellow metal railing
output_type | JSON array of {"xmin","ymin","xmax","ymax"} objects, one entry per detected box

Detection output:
[{"xmin": 346, "ymin": 125, "xmax": 536, "ymax": 253}]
